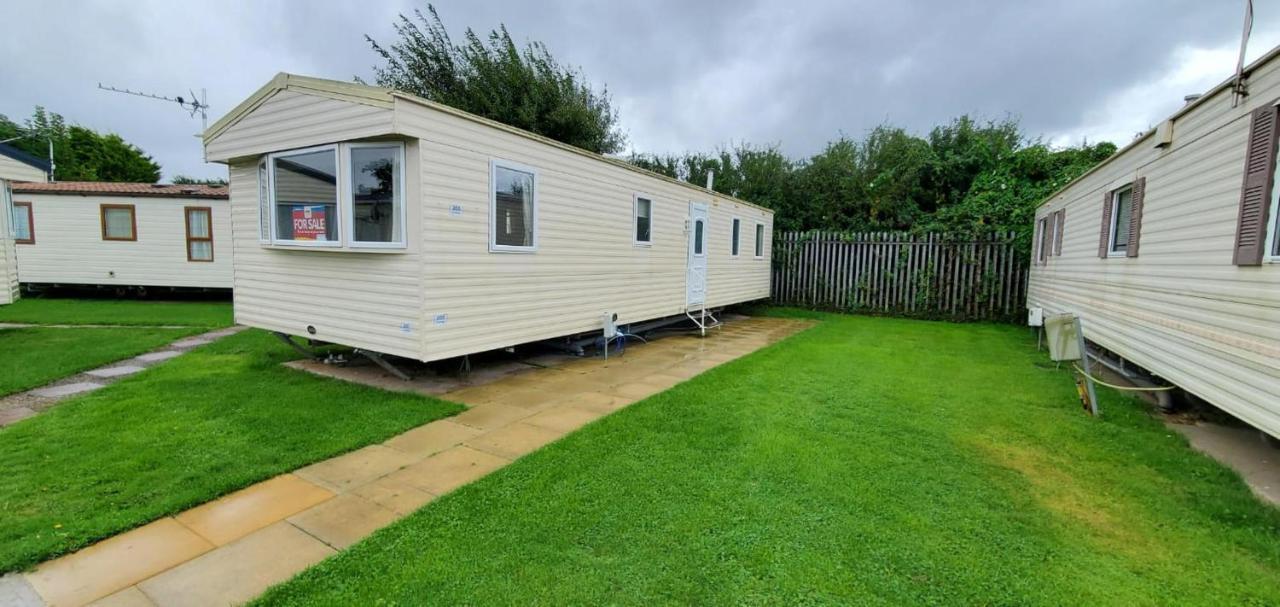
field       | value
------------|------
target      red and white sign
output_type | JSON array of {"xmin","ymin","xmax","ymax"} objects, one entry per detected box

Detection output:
[{"xmin": 292, "ymin": 205, "xmax": 327, "ymax": 241}]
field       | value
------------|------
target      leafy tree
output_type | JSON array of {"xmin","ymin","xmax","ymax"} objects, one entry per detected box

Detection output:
[
  {"xmin": 172, "ymin": 175, "xmax": 228, "ymax": 186},
  {"xmin": 0, "ymin": 107, "xmax": 160, "ymax": 182},
  {"xmin": 365, "ymin": 5, "xmax": 625, "ymax": 154},
  {"xmin": 625, "ymin": 115, "xmax": 1115, "ymax": 258}
]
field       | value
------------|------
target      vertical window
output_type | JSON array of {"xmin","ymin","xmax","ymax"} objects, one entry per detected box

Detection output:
[
  {"xmin": 491, "ymin": 160, "xmax": 536, "ymax": 251},
  {"xmin": 100, "ymin": 204, "xmax": 136, "ymax": 241},
  {"xmin": 272, "ymin": 146, "xmax": 339, "ymax": 245},
  {"xmin": 1269, "ymin": 153, "xmax": 1280, "ymax": 260},
  {"xmin": 257, "ymin": 157, "xmax": 270, "ymax": 242},
  {"xmin": 1036, "ymin": 217, "xmax": 1048, "ymax": 263},
  {"xmin": 185, "ymin": 207, "xmax": 213, "ymax": 262},
  {"xmin": 12, "ymin": 201, "xmax": 33, "ymax": 244},
  {"xmin": 693, "ymin": 219, "xmax": 705, "ymax": 255},
  {"xmin": 731, "ymin": 218, "xmax": 740, "ymax": 256},
  {"xmin": 755, "ymin": 223, "xmax": 764, "ymax": 257},
  {"xmin": 1048, "ymin": 212, "xmax": 1059, "ymax": 256},
  {"xmin": 634, "ymin": 195, "xmax": 652, "ymax": 245},
  {"xmin": 349, "ymin": 143, "xmax": 404, "ymax": 246},
  {"xmin": 1109, "ymin": 185, "xmax": 1133, "ymax": 255}
]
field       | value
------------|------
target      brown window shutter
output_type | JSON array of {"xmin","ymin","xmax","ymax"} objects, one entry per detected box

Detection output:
[
  {"xmin": 1054, "ymin": 209, "xmax": 1065, "ymax": 256},
  {"xmin": 1234, "ymin": 104, "xmax": 1280, "ymax": 266},
  {"xmin": 1098, "ymin": 190, "xmax": 1113, "ymax": 258},
  {"xmin": 1127, "ymin": 177, "xmax": 1145, "ymax": 257}
]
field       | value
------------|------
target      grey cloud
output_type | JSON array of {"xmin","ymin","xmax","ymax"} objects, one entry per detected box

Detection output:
[{"xmin": 0, "ymin": 0, "xmax": 1272, "ymax": 180}]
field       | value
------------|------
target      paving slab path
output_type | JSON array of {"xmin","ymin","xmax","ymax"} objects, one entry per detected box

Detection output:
[
  {"xmin": 16, "ymin": 317, "xmax": 814, "ymax": 607},
  {"xmin": 0, "ymin": 326, "xmax": 246, "ymax": 427}
]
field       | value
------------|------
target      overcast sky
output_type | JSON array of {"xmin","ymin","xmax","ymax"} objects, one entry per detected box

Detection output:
[{"xmin": 1, "ymin": 1, "xmax": 1277, "ymax": 181}]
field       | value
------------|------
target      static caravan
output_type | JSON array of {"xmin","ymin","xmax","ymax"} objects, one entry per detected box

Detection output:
[
  {"xmin": 0, "ymin": 143, "xmax": 50, "ymax": 304},
  {"xmin": 1028, "ymin": 46, "xmax": 1280, "ymax": 438},
  {"xmin": 203, "ymin": 73, "xmax": 774, "ymax": 363},
  {"xmin": 9, "ymin": 182, "xmax": 231, "ymax": 291}
]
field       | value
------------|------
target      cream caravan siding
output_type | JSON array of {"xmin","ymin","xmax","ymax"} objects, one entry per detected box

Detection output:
[
  {"xmin": 1028, "ymin": 57, "xmax": 1280, "ymax": 438},
  {"xmin": 395, "ymin": 99, "xmax": 772, "ymax": 361},
  {"xmin": 226, "ymin": 144, "xmax": 425, "ymax": 360},
  {"xmin": 206, "ymin": 90, "xmax": 395, "ymax": 162},
  {"xmin": 0, "ymin": 181, "xmax": 17, "ymax": 304},
  {"xmin": 0, "ymin": 155, "xmax": 47, "ymax": 183},
  {"xmin": 13, "ymin": 194, "xmax": 232, "ymax": 289}
]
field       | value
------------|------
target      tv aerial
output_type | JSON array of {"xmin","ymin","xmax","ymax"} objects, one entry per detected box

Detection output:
[{"xmin": 97, "ymin": 83, "xmax": 209, "ymax": 132}]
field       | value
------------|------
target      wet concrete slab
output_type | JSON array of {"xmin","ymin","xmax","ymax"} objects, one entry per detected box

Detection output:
[
  {"xmin": 1172, "ymin": 421, "xmax": 1280, "ymax": 506},
  {"xmin": 29, "ymin": 382, "xmax": 103, "ymax": 399},
  {"xmin": 84, "ymin": 365, "xmax": 146, "ymax": 379}
]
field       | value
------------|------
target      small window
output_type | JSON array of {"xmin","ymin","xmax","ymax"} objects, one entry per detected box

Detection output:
[
  {"xmin": 1269, "ymin": 165, "xmax": 1280, "ymax": 260},
  {"xmin": 754, "ymin": 223, "xmax": 764, "ymax": 257},
  {"xmin": 349, "ymin": 143, "xmax": 404, "ymax": 246},
  {"xmin": 731, "ymin": 218, "xmax": 740, "ymax": 256},
  {"xmin": 1048, "ymin": 213, "xmax": 1059, "ymax": 257},
  {"xmin": 272, "ymin": 146, "xmax": 339, "ymax": 245},
  {"xmin": 257, "ymin": 158, "xmax": 270, "ymax": 242},
  {"xmin": 101, "ymin": 204, "xmax": 136, "ymax": 241},
  {"xmin": 634, "ymin": 195, "xmax": 652, "ymax": 245},
  {"xmin": 12, "ymin": 201, "xmax": 33, "ymax": 244},
  {"xmin": 491, "ymin": 160, "xmax": 536, "ymax": 251},
  {"xmin": 1109, "ymin": 185, "xmax": 1133, "ymax": 256},
  {"xmin": 694, "ymin": 219, "xmax": 705, "ymax": 255},
  {"xmin": 1036, "ymin": 217, "xmax": 1048, "ymax": 263},
  {"xmin": 185, "ymin": 207, "xmax": 213, "ymax": 262}
]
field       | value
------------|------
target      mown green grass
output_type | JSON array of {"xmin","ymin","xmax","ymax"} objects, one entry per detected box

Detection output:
[
  {"xmin": 0, "ymin": 298, "xmax": 232, "ymax": 327},
  {"xmin": 0, "ymin": 327, "xmax": 202, "ymax": 396},
  {"xmin": 256, "ymin": 312, "xmax": 1280, "ymax": 606},
  {"xmin": 0, "ymin": 330, "xmax": 463, "ymax": 573}
]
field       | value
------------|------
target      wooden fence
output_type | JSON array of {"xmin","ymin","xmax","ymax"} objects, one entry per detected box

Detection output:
[{"xmin": 771, "ymin": 231, "xmax": 1028, "ymax": 321}]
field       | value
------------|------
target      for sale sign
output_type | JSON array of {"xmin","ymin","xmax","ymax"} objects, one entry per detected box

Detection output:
[{"xmin": 292, "ymin": 205, "xmax": 327, "ymax": 240}]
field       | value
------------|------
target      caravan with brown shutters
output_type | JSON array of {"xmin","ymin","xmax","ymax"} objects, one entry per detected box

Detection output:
[{"xmin": 1027, "ymin": 45, "xmax": 1280, "ymax": 439}]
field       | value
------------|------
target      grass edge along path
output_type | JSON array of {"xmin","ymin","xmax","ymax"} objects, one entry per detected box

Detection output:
[
  {"xmin": 0, "ymin": 298, "xmax": 233, "ymax": 328},
  {"xmin": 0, "ymin": 329, "xmax": 462, "ymax": 573},
  {"xmin": 254, "ymin": 312, "xmax": 1280, "ymax": 606}
]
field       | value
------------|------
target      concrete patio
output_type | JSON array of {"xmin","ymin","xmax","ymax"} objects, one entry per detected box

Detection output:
[{"xmin": 14, "ymin": 316, "xmax": 813, "ymax": 607}]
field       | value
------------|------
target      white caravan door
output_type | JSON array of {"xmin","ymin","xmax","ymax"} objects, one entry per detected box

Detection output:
[{"xmin": 686, "ymin": 201, "xmax": 708, "ymax": 307}]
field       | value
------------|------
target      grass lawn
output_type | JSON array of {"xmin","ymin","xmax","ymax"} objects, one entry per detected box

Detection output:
[
  {"xmin": 256, "ymin": 312, "xmax": 1280, "ymax": 606},
  {"xmin": 0, "ymin": 330, "xmax": 462, "ymax": 573},
  {"xmin": 0, "ymin": 327, "xmax": 203, "ymax": 396},
  {"xmin": 0, "ymin": 298, "xmax": 232, "ymax": 327}
]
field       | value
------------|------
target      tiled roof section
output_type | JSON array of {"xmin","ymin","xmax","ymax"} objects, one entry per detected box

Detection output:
[{"xmin": 10, "ymin": 181, "xmax": 228, "ymax": 199}]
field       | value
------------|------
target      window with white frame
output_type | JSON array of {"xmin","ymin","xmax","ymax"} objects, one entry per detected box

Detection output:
[
  {"xmin": 634, "ymin": 195, "xmax": 652, "ymax": 245},
  {"xmin": 1268, "ymin": 167, "xmax": 1280, "ymax": 260},
  {"xmin": 754, "ymin": 222, "xmax": 764, "ymax": 257},
  {"xmin": 491, "ymin": 160, "xmax": 536, "ymax": 251},
  {"xmin": 257, "ymin": 158, "xmax": 270, "ymax": 242},
  {"xmin": 1048, "ymin": 212, "xmax": 1059, "ymax": 256},
  {"xmin": 731, "ymin": 218, "xmax": 740, "ymax": 256},
  {"xmin": 1036, "ymin": 217, "xmax": 1047, "ymax": 263},
  {"xmin": 1109, "ymin": 184, "xmax": 1133, "ymax": 256},
  {"xmin": 259, "ymin": 142, "xmax": 405, "ymax": 248},
  {"xmin": 270, "ymin": 146, "xmax": 339, "ymax": 245},
  {"xmin": 349, "ymin": 143, "xmax": 404, "ymax": 246}
]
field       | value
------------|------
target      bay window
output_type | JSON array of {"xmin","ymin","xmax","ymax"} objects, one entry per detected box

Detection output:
[{"xmin": 258, "ymin": 141, "xmax": 405, "ymax": 248}]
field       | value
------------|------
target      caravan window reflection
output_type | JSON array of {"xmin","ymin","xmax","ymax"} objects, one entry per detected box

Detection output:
[
  {"xmin": 491, "ymin": 160, "xmax": 537, "ymax": 251},
  {"xmin": 349, "ymin": 144, "xmax": 403, "ymax": 246},
  {"xmin": 272, "ymin": 147, "xmax": 339, "ymax": 245}
]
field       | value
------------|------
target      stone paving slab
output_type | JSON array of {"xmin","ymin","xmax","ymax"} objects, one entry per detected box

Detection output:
[
  {"xmin": 19, "ymin": 317, "xmax": 815, "ymax": 607},
  {"xmin": 87, "ymin": 586, "xmax": 155, "ymax": 607},
  {"xmin": 83, "ymin": 365, "xmax": 146, "ymax": 379},
  {"xmin": 0, "ymin": 406, "xmax": 37, "ymax": 427},
  {"xmin": 174, "ymin": 475, "xmax": 333, "ymax": 546},
  {"xmin": 293, "ymin": 445, "xmax": 421, "ymax": 494},
  {"xmin": 168, "ymin": 338, "xmax": 211, "ymax": 349},
  {"xmin": 136, "ymin": 522, "xmax": 333, "ymax": 607},
  {"xmin": 0, "ymin": 573, "xmax": 44, "ymax": 607},
  {"xmin": 29, "ymin": 382, "xmax": 103, "ymax": 399},
  {"xmin": 26, "ymin": 518, "xmax": 213, "ymax": 607},
  {"xmin": 286, "ymin": 493, "xmax": 400, "ymax": 549},
  {"xmin": 132, "ymin": 351, "xmax": 182, "ymax": 363}
]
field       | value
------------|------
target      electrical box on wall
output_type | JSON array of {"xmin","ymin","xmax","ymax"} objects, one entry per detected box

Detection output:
[{"xmin": 1027, "ymin": 307, "xmax": 1044, "ymax": 327}]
